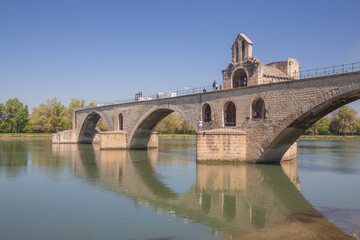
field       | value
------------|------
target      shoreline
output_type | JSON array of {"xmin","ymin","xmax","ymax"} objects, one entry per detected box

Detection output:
[
  {"xmin": 0, "ymin": 133, "xmax": 52, "ymax": 140},
  {"xmin": 299, "ymin": 135, "xmax": 360, "ymax": 140},
  {"xmin": 1, "ymin": 133, "xmax": 360, "ymax": 141}
]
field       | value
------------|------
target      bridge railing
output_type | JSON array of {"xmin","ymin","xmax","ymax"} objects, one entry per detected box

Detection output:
[
  {"xmin": 299, "ymin": 62, "xmax": 360, "ymax": 79},
  {"xmin": 100, "ymin": 85, "xmax": 216, "ymax": 106},
  {"xmin": 78, "ymin": 62, "xmax": 360, "ymax": 110}
]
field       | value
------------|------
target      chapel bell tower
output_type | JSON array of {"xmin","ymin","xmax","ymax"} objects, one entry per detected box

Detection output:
[{"xmin": 232, "ymin": 33, "xmax": 253, "ymax": 63}]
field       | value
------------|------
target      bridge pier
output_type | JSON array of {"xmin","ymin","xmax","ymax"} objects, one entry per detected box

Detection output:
[
  {"xmin": 100, "ymin": 131, "xmax": 128, "ymax": 149},
  {"xmin": 196, "ymin": 129, "xmax": 247, "ymax": 162},
  {"xmin": 52, "ymin": 130, "xmax": 77, "ymax": 144},
  {"xmin": 280, "ymin": 142, "xmax": 297, "ymax": 161},
  {"xmin": 100, "ymin": 131, "xmax": 159, "ymax": 149},
  {"xmin": 196, "ymin": 129, "xmax": 297, "ymax": 163},
  {"xmin": 147, "ymin": 131, "xmax": 159, "ymax": 148},
  {"xmin": 53, "ymin": 130, "xmax": 160, "ymax": 150}
]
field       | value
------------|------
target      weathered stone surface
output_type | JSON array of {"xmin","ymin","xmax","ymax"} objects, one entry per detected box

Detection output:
[
  {"xmin": 52, "ymin": 130, "xmax": 77, "ymax": 144},
  {"xmin": 100, "ymin": 131, "xmax": 127, "ymax": 149},
  {"xmin": 196, "ymin": 130, "xmax": 247, "ymax": 162},
  {"xmin": 65, "ymin": 71, "xmax": 360, "ymax": 163},
  {"xmin": 147, "ymin": 131, "xmax": 159, "ymax": 148}
]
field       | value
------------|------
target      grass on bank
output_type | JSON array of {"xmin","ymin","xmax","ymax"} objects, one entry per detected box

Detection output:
[
  {"xmin": 0, "ymin": 133, "xmax": 53, "ymax": 138},
  {"xmin": 2, "ymin": 133, "xmax": 360, "ymax": 141},
  {"xmin": 299, "ymin": 135, "xmax": 360, "ymax": 140}
]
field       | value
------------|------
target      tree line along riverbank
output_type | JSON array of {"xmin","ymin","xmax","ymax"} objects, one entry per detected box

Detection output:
[
  {"xmin": 2, "ymin": 133, "xmax": 360, "ymax": 141},
  {"xmin": 1, "ymin": 97, "xmax": 360, "ymax": 137}
]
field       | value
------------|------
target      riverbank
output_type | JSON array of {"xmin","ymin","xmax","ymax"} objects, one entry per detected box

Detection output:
[
  {"xmin": 299, "ymin": 135, "xmax": 360, "ymax": 140},
  {"xmin": 159, "ymin": 134, "xmax": 360, "ymax": 140},
  {"xmin": 1, "ymin": 133, "xmax": 360, "ymax": 141},
  {"xmin": 159, "ymin": 134, "xmax": 196, "ymax": 139},
  {"xmin": 0, "ymin": 133, "xmax": 52, "ymax": 139}
]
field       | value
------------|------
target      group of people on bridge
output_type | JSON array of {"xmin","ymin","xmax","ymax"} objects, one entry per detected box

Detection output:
[{"xmin": 212, "ymin": 80, "xmax": 222, "ymax": 91}]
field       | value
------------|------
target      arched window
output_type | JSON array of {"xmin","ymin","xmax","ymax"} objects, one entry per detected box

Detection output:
[
  {"xmin": 252, "ymin": 98, "xmax": 266, "ymax": 119},
  {"xmin": 232, "ymin": 68, "xmax": 247, "ymax": 88},
  {"xmin": 224, "ymin": 101, "xmax": 236, "ymax": 126},
  {"xmin": 202, "ymin": 104, "xmax": 211, "ymax": 122},
  {"xmin": 119, "ymin": 113, "xmax": 123, "ymax": 130}
]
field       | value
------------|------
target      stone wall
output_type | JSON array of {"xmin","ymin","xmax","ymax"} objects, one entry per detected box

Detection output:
[
  {"xmin": 52, "ymin": 130, "xmax": 77, "ymax": 144},
  {"xmin": 147, "ymin": 131, "xmax": 159, "ymax": 148},
  {"xmin": 100, "ymin": 131, "xmax": 127, "ymax": 149},
  {"xmin": 281, "ymin": 142, "xmax": 297, "ymax": 161},
  {"xmin": 196, "ymin": 130, "xmax": 246, "ymax": 162}
]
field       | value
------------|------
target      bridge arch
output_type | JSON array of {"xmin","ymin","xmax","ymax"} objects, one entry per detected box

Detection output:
[
  {"xmin": 258, "ymin": 84, "xmax": 360, "ymax": 163},
  {"xmin": 129, "ymin": 105, "xmax": 197, "ymax": 149},
  {"xmin": 78, "ymin": 112, "xmax": 110, "ymax": 143}
]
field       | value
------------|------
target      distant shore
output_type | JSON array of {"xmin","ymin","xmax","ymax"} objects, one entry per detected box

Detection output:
[
  {"xmin": 299, "ymin": 135, "xmax": 360, "ymax": 140},
  {"xmin": 1, "ymin": 133, "xmax": 360, "ymax": 141},
  {"xmin": 159, "ymin": 134, "xmax": 196, "ymax": 139},
  {"xmin": 0, "ymin": 133, "xmax": 52, "ymax": 139},
  {"xmin": 160, "ymin": 134, "xmax": 360, "ymax": 140}
]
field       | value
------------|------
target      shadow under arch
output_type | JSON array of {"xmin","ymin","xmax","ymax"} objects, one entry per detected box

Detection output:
[
  {"xmin": 129, "ymin": 106, "xmax": 197, "ymax": 149},
  {"xmin": 258, "ymin": 87, "xmax": 360, "ymax": 163},
  {"xmin": 78, "ymin": 112, "xmax": 109, "ymax": 144}
]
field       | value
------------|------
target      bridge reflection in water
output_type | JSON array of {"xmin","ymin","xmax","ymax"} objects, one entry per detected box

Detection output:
[{"xmin": 52, "ymin": 144, "xmax": 351, "ymax": 239}]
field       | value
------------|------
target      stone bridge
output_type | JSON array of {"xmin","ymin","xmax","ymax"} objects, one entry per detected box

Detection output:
[{"xmin": 53, "ymin": 33, "xmax": 360, "ymax": 163}]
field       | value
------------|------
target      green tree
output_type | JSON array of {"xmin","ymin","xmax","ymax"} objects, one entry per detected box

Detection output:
[
  {"xmin": 330, "ymin": 106, "xmax": 359, "ymax": 135},
  {"xmin": 155, "ymin": 112, "xmax": 194, "ymax": 134},
  {"xmin": 88, "ymin": 100, "xmax": 97, "ymax": 106},
  {"xmin": 27, "ymin": 103, "xmax": 52, "ymax": 132},
  {"xmin": 69, "ymin": 98, "xmax": 85, "ymax": 110},
  {"xmin": 1, "ymin": 98, "xmax": 29, "ymax": 133},
  {"xmin": 0, "ymin": 103, "xmax": 4, "ymax": 130},
  {"xmin": 27, "ymin": 98, "xmax": 71, "ymax": 133},
  {"xmin": 47, "ymin": 98, "xmax": 71, "ymax": 132},
  {"xmin": 306, "ymin": 117, "xmax": 331, "ymax": 135},
  {"xmin": 67, "ymin": 98, "xmax": 86, "ymax": 129}
]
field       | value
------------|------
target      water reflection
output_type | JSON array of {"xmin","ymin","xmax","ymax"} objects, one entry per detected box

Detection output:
[
  {"xmin": 0, "ymin": 140, "xmax": 28, "ymax": 178},
  {"xmin": 52, "ymin": 144, "xmax": 350, "ymax": 239}
]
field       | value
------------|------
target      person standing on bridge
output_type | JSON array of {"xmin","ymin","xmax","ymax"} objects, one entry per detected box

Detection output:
[
  {"xmin": 213, "ymin": 80, "xmax": 217, "ymax": 91},
  {"xmin": 198, "ymin": 120, "xmax": 203, "ymax": 131}
]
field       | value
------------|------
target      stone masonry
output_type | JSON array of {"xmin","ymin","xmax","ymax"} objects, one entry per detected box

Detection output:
[
  {"xmin": 53, "ymin": 34, "xmax": 360, "ymax": 163},
  {"xmin": 53, "ymin": 71, "xmax": 360, "ymax": 163}
]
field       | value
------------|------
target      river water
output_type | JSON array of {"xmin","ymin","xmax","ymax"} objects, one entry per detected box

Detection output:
[{"xmin": 0, "ymin": 139, "xmax": 359, "ymax": 240}]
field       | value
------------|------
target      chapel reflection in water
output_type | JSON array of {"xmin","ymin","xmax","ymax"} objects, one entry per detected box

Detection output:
[{"xmin": 52, "ymin": 144, "xmax": 349, "ymax": 239}]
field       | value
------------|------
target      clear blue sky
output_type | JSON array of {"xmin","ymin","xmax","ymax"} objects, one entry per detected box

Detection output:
[{"xmin": 1, "ymin": 0, "xmax": 360, "ymax": 112}]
